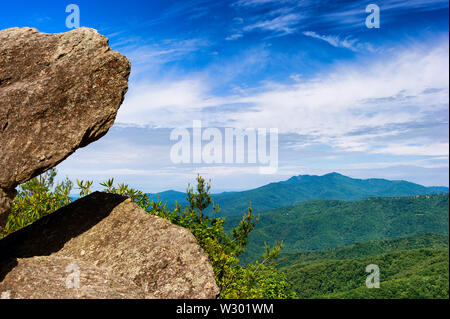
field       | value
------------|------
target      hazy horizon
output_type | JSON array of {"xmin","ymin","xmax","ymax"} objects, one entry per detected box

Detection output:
[{"xmin": 67, "ymin": 171, "xmax": 449, "ymax": 195}]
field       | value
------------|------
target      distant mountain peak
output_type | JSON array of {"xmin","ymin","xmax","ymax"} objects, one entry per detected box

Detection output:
[
  {"xmin": 287, "ymin": 175, "xmax": 302, "ymax": 182},
  {"xmin": 150, "ymin": 172, "xmax": 448, "ymax": 216},
  {"xmin": 323, "ymin": 172, "xmax": 344, "ymax": 177},
  {"xmin": 287, "ymin": 172, "xmax": 345, "ymax": 182}
]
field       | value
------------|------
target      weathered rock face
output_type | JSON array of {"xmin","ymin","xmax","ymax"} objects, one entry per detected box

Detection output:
[
  {"xmin": 0, "ymin": 189, "xmax": 16, "ymax": 229},
  {"xmin": 0, "ymin": 256, "xmax": 144, "ymax": 299},
  {"xmin": 0, "ymin": 192, "xmax": 220, "ymax": 299},
  {"xmin": 0, "ymin": 27, "xmax": 131, "ymax": 230}
]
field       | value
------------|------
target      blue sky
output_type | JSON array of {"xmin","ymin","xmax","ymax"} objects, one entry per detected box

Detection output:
[{"xmin": 1, "ymin": 0, "xmax": 448, "ymax": 192}]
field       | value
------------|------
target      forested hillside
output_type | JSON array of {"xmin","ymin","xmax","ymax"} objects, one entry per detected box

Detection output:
[
  {"xmin": 278, "ymin": 248, "xmax": 449, "ymax": 299},
  {"xmin": 275, "ymin": 233, "xmax": 449, "ymax": 267},
  {"xmin": 225, "ymin": 194, "xmax": 449, "ymax": 264}
]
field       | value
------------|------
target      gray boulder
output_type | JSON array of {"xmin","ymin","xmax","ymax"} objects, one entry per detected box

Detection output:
[
  {"xmin": 0, "ymin": 27, "xmax": 131, "ymax": 230},
  {"xmin": 0, "ymin": 192, "xmax": 220, "ymax": 299}
]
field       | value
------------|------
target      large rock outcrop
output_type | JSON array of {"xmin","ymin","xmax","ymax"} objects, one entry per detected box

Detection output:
[
  {"xmin": 0, "ymin": 192, "xmax": 220, "ymax": 299},
  {"xmin": 0, "ymin": 27, "xmax": 131, "ymax": 231}
]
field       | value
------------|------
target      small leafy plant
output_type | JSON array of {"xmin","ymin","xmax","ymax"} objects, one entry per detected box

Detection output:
[{"xmin": 2, "ymin": 169, "xmax": 73, "ymax": 234}]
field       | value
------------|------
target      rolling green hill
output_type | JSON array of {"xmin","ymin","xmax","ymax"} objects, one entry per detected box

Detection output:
[
  {"xmin": 148, "ymin": 173, "xmax": 449, "ymax": 216},
  {"xmin": 275, "ymin": 233, "xmax": 449, "ymax": 267},
  {"xmin": 225, "ymin": 194, "xmax": 449, "ymax": 264},
  {"xmin": 278, "ymin": 248, "xmax": 449, "ymax": 299}
]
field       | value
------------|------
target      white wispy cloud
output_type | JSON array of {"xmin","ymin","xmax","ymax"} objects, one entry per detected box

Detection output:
[
  {"xmin": 117, "ymin": 39, "xmax": 449, "ymax": 159},
  {"xmin": 372, "ymin": 143, "xmax": 449, "ymax": 156},
  {"xmin": 302, "ymin": 31, "xmax": 371, "ymax": 52},
  {"xmin": 233, "ymin": 0, "xmax": 295, "ymax": 7},
  {"xmin": 116, "ymin": 79, "xmax": 217, "ymax": 127},
  {"xmin": 232, "ymin": 0, "xmax": 448, "ymax": 33},
  {"xmin": 120, "ymin": 38, "xmax": 209, "ymax": 70},
  {"xmin": 225, "ymin": 33, "xmax": 244, "ymax": 41},
  {"xmin": 243, "ymin": 13, "xmax": 302, "ymax": 35},
  {"xmin": 381, "ymin": 0, "xmax": 449, "ymax": 11},
  {"xmin": 229, "ymin": 1, "xmax": 304, "ymax": 38}
]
